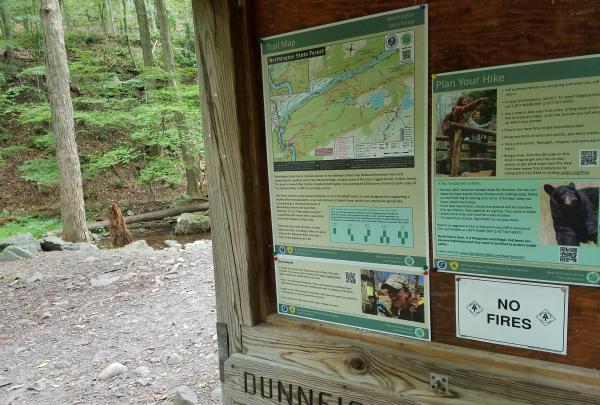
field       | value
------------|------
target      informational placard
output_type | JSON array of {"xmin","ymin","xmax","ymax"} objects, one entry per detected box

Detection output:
[
  {"xmin": 261, "ymin": 6, "xmax": 429, "ymax": 339},
  {"xmin": 277, "ymin": 256, "xmax": 430, "ymax": 340},
  {"xmin": 456, "ymin": 277, "xmax": 568, "ymax": 354},
  {"xmin": 432, "ymin": 55, "xmax": 600, "ymax": 286}
]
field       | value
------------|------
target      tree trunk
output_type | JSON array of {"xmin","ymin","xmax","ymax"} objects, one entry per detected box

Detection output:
[
  {"xmin": 0, "ymin": 0, "xmax": 13, "ymax": 63},
  {"xmin": 133, "ymin": 0, "xmax": 153, "ymax": 67},
  {"xmin": 107, "ymin": 203, "xmax": 133, "ymax": 247},
  {"xmin": 154, "ymin": 1, "xmax": 201, "ymax": 196},
  {"xmin": 40, "ymin": 0, "xmax": 91, "ymax": 243},
  {"xmin": 121, "ymin": 0, "xmax": 137, "ymax": 69},
  {"xmin": 174, "ymin": 111, "xmax": 202, "ymax": 197},
  {"xmin": 57, "ymin": 0, "xmax": 72, "ymax": 30},
  {"xmin": 183, "ymin": 148, "xmax": 202, "ymax": 197},
  {"xmin": 154, "ymin": 0, "xmax": 176, "ymax": 88},
  {"xmin": 102, "ymin": 0, "xmax": 116, "ymax": 36},
  {"xmin": 145, "ymin": 0, "xmax": 157, "ymax": 32}
]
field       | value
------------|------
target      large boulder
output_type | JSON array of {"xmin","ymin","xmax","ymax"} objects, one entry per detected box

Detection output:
[
  {"xmin": 0, "ymin": 245, "xmax": 36, "ymax": 262},
  {"xmin": 40, "ymin": 236, "xmax": 98, "ymax": 252},
  {"xmin": 0, "ymin": 233, "xmax": 41, "ymax": 255},
  {"xmin": 174, "ymin": 213, "xmax": 211, "ymax": 235}
]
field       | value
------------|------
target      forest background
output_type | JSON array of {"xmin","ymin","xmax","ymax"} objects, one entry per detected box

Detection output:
[{"xmin": 0, "ymin": 0, "xmax": 204, "ymax": 239}]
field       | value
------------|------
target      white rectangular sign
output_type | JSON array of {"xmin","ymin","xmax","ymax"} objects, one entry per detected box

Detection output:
[{"xmin": 456, "ymin": 276, "xmax": 568, "ymax": 354}]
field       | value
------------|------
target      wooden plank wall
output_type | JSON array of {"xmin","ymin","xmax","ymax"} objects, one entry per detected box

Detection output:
[
  {"xmin": 234, "ymin": 323, "xmax": 600, "ymax": 404},
  {"xmin": 236, "ymin": 0, "xmax": 600, "ymax": 369}
]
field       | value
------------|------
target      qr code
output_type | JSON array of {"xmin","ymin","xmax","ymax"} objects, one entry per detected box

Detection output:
[
  {"xmin": 559, "ymin": 246, "xmax": 578, "ymax": 263},
  {"xmin": 344, "ymin": 271, "xmax": 357, "ymax": 285},
  {"xmin": 579, "ymin": 149, "xmax": 599, "ymax": 167},
  {"xmin": 401, "ymin": 49, "xmax": 412, "ymax": 61}
]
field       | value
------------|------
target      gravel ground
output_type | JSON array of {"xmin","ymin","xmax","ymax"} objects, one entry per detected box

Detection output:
[{"xmin": 0, "ymin": 240, "xmax": 220, "ymax": 405}]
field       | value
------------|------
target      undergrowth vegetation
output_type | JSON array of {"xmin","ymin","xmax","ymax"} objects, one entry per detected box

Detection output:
[
  {"xmin": 0, "ymin": 0, "xmax": 205, "ymax": 211},
  {"xmin": 0, "ymin": 213, "xmax": 61, "ymax": 239}
]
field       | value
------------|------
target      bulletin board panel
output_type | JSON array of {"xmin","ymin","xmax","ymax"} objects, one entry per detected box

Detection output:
[{"xmin": 242, "ymin": 0, "xmax": 600, "ymax": 369}]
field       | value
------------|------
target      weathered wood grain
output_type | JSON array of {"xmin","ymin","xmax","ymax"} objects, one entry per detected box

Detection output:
[
  {"xmin": 244, "ymin": 0, "xmax": 600, "ymax": 369},
  {"xmin": 225, "ymin": 353, "xmax": 423, "ymax": 405},
  {"xmin": 191, "ymin": 0, "xmax": 258, "ymax": 355},
  {"xmin": 230, "ymin": 0, "xmax": 277, "ymax": 320},
  {"xmin": 241, "ymin": 322, "xmax": 600, "ymax": 404}
]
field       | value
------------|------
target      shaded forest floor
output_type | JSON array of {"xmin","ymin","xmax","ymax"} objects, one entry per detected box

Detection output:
[{"xmin": 0, "ymin": 240, "xmax": 221, "ymax": 405}]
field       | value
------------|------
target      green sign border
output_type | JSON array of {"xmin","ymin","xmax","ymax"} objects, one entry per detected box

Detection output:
[
  {"xmin": 433, "ymin": 54, "xmax": 600, "ymax": 92},
  {"xmin": 435, "ymin": 258, "xmax": 599, "ymax": 286},
  {"xmin": 279, "ymin": 304, "xmax": 429, "ymax": 340},
  {"xmin": 261, "ymin": 6, "xmax": 426, "ymax": 54},
  {"xmin": 276, "ymin": 245, "xmax": 427, "ymax": 268}
]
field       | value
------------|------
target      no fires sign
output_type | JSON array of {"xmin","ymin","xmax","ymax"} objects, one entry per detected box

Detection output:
[{"xmin": 456, "ymin": 277, "xmax": 568, "ymax": 354}]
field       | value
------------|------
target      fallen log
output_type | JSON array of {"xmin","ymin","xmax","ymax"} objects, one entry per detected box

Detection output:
[{"xmin": 87, "ymin": 202, "xmax": 209, "ymax": 232}]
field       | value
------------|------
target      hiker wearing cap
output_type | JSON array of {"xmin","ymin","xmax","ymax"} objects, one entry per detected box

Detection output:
[{"xmin": 379, "ymin": 274, "xmax": 424, "ymax": 323}]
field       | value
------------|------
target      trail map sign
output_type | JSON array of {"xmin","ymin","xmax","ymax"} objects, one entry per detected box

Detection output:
[
  {"xmin": 456, "ymin": 277, "xmax": 568, "ymax": 354},
  {"xmin": 260, "ymin": 6, "xmax": 430, "ymax": 339},
  {"xmin": 432, "ymin": 55, "xmax": 600, "ymax": 286}
]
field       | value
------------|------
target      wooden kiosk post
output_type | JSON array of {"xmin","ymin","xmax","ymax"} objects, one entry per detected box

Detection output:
[{"xmin": 192, "ymin": 1, "xmax": 600, "ymax": 403}]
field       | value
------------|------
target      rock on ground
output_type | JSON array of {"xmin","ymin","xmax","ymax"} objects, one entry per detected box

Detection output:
[
  {"xmin": 174, "ymin": 385, "xmax": 199, "ymax": 404},
  {"xmin": 121, "ymin": 239, "xmax": 154, "ymax": 253},
  {"xmin": 98, "ymin": 362, "xmax": 128, "ymax": 380},
  {"xmin": 0, "ymin": 233, "xmax": 41, "ymax": 255},
  {"xmin": 0, "ymin": 240, "xmax": 220, "ymax": 404},
  {"xmin": 0, "ymin": 245, "xmax": 36, "ymax": 262}
]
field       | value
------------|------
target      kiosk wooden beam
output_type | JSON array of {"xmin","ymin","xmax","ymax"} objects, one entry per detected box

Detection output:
[{"xmin": 192, "ymin": 0, "xmax": 258, "ymax": 361}]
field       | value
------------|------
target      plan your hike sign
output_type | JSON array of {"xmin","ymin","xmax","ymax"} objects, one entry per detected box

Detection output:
[
  {"xmin": 456, "ymin": 277, "xmax": 568, "ymax": 354},
  {"xmin": 431, "ymin": 55, "xmax": 600, "ymax": 287},
  {"xmin": 260, "ymin": 6, "xmax": 430, "ymax": 340}
]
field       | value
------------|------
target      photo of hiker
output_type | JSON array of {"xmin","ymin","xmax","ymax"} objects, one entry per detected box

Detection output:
[
  {"xmin": 435, "ymin": 89, "xmax": 497, "ymax": 177},
  {"xmin": 540, "ymin": 181, "xmax": 599, "ymax": 247},
  {"xmin": 361, "ymin": 270, "xmax": 425, "ymax": 323}
]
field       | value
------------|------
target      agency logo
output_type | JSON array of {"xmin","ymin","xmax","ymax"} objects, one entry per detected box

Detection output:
[
  {"xmin": 385, "ymin": 34, "xmax": 398, "ymax": 49},
  {"xmin": 586, "ymin": 271, "xmax": 600, "ymax": 284}
]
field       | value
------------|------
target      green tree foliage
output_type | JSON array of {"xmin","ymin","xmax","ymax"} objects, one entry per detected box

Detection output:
[
  {"xmin": 85, "ymin": 146, "xmax": 139, "ymax": 176},
  {"xmin": 0, "ymin": 0, "xmax": 205, "ymax": 207},
  {"xmin": 138, "ymin": 155, "xmax": 182, "ymax": 186}
]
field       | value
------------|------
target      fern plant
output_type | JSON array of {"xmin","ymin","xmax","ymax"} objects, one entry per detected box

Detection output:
[{"xmin": 18, "ymin": 158, "xmax": 59, "ymax": 185}]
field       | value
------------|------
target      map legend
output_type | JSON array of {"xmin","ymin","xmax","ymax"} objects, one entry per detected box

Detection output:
[{"xmin": 330, "ymin": 206, "xmax": 414, "ymax": 247}]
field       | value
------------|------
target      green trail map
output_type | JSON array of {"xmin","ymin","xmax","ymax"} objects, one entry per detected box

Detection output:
[{"xmin": 268, "ymin": 31, "xmax": 416, "ymax": 166}]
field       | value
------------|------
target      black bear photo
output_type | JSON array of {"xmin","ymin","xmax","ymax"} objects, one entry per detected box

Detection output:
[{"xmin": 543, "ymin": 183, "xmax": 599, "ymax": 246}]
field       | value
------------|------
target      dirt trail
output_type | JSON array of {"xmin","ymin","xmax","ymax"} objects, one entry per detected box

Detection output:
[{"xmin": 0, "ymin": 240, "xmax": 220, "ymax": 405}]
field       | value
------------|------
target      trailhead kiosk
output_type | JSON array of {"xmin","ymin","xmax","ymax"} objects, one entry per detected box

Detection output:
[{"xmin": 191, "ymin": 1, "xmax": 600, "ymax": 403}]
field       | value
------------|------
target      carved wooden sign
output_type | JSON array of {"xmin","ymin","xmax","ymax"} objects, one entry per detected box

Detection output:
[{"xmin": 224, "ymin": 354, "xmax": 411, "ymax": 405}]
